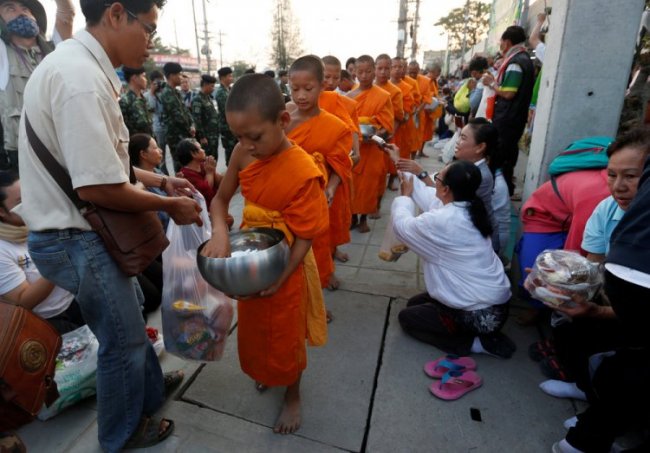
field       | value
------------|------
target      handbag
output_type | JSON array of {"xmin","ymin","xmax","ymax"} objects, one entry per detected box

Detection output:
[
  {"xmin": 0, "ymin": 301, "xmax": 61, "ymax": 430},
  {"xmin": 25, "ymin": 115, "xmax": 169, "ymax": 277}
]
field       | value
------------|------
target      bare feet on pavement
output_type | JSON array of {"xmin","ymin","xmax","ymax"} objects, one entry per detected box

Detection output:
[
  {"xmin": 334, "ymin": 248, "xmax": 349, "ymax": 262},
  {"xmin": 273, "ymin": 381, "xmax": 301, "ymax": 434},
  {"xmin": 357, "ymin": 221, "xmax": 370, "ymax": 233},
  {"xmin": 327, "ymin": 274, "xmax": 340, "ymax": 291}
]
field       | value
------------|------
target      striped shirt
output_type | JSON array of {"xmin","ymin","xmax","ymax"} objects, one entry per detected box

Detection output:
[{"xmin": 500, "ymin": 63, "xmax": 523, "ymax": 94}]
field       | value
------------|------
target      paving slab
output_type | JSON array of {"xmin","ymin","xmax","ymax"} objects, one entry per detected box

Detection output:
[
  {"xmin": 366, "ymin": 299, "xmax": 574, "ymax": 453},
  {"xmin": 183, "ymin": 290, "xmax": 390, "ymax": 452}
]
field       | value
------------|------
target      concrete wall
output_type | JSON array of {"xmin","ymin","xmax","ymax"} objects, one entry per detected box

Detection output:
[{"xmin": 523, "ymin": 0, "xmax": 645, "ymax": 200}]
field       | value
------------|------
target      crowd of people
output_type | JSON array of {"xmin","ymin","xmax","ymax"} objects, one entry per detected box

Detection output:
[{"xmin": 1, "ymin": 1, "xmax": 649, "ymax": 452}]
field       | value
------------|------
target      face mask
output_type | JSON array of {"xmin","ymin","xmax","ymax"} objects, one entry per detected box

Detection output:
[{"xmin": 6, "ymin": 15, "xmax": 40, "ymax": 38}]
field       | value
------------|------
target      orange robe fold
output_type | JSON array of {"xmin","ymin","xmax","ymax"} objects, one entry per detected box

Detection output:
[
  {"xmin": 416, "ymin": 74, "xmax": 433, "ymax": 146},
  {"xmin": 404, "ymin": 76, "xmax": 422, "ymax": 153},
  {"xmin": 376, "ymin": 81, "xmax": 403, "ymax": 181},
  {"xmin": 320, "ymin": 90, "xmax": 360, "ymax": 135},
  {"xmin": 237, "ymin": 145, "xmax": 329, "ymax": 386},
  {"xmin": 288, "ymin": 112, "xmax": 353, "ymax": 287},
  {"xmin": 348, "ymin": 86, "xmax": 394, "ymax": 214},
  {"xmin": 423, "ymin": 77, "xmax": 442, "ymax": 142},
  {"xmin": 394, "ymin": 79, "xmax": 416, "ymax": 159}
]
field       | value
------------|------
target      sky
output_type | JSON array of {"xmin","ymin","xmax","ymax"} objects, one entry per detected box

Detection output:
[{"xmin": 43, "ymin": 0, "xmax": 470, "ymax": 69}]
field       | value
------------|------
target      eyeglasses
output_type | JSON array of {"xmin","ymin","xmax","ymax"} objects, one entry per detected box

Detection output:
[
  {"xmin": 125, "ymin": 8, "xmax": 157, "ymax": 41},
  {"xmin": 433, "ymin": 172, "xmax": 445, "ymax": 185}
]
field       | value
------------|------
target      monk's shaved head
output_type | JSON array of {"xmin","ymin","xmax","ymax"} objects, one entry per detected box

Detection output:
[
  {"xmin": 322, "ymin": 55, "xmax": 341, "ymax": 69},
  {"xmin": 226, "ymin": 74, "xmax": 286, "ymax": 122},
  {"xmin": 289, "ymin": 55, "xmax": 324, "ymax": 82},
  {"xmin": 356, "ymin": 55, "xmax": 375, "ymax": 68},
  {"xmin": 375, "ymin": 53, "xmax": 391, "ymax": 63}
]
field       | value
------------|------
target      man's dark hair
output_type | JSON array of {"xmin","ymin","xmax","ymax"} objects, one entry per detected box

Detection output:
[
  {"xmin": 244, "ymin": 68, "xmax": 256, "ymax": 74},
  {"xmin": 278, "ymin": 70, "xmax": 288, "ymax": 77},
  {"xmin": 501, "ymin": 25, "xmax": 527, "ymax": 46},
  {"xmin": 80, "ymin": 0, "xmax": 166, "ymax": 26},
  {"xmin": 128, "ymin": 133, "xmax": 153, "ymax": 166},
  {"xmin": 122, "ymin": 66, "xmax": 145, "ymax": 83},
  {"xmin": 468, "ymin": 56, "xmax": 488, "ymax": 73},
  {"xmin": 149, "ymin": 70, "xmax": 163, "ymax": 81},
  {"xmin": 0, "ymin": 170, "xmax": 19, "ymax": 210},
  {"xmin": 289, "ymin": 55, "xmax": 324, "ymax": 83},
  {"xmin": 607, "ymin": 127, "xmax": 650, "ymax": 158},
  {"xmin": 264, "ymin": 70, "xmax": 276, "ymax": 78},
  {"xmin": 200, "ymin": 74, "xmax": 217, "ymax": 86},
  {"xmin": 226, "ymin": 74, "xmax": 285, "ymax": 122},
  {"xmin": 176, "ymin": 139, "xmax": 200, "ymax": 166},
  {"xmin": 345, "ymin": 57, "xmax": 356, "ymax": 68}
]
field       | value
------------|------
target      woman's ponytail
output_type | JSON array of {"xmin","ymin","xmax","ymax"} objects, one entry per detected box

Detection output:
[{"xmin": 468, "ymin": 196, "xmax": 493, "ymax": 238}]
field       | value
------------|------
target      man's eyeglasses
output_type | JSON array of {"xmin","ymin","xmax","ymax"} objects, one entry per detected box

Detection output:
[
  {"xmin": 125, "ymin": 8, "xmax": 157, "ymax": 41},
  {"xmin": 432, "ymin": 172, "xmax": 445, "ymax": 185}
]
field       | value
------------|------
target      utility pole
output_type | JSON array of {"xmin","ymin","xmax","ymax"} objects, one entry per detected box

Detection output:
[
  {"xmin": 409, "ymin": 0, "xmax": 420, "ymax": 61},
  {"xmin": 460, "ymin": 0, "xmax": 470, "ymax": 65},
  {"xmin": 191, "ymin": 0, "xmax": 201, "ymax": 69},
  {"xmin": 396, "ymin": 0, "xmax": 408, "ymax": 58},
  {"xmin": 217, "ymin": 30, "xmax": 225, "ymax": 69},
  {"xmin": 201, "ymin": 0, "xmax": 212, "ymax": 73}
]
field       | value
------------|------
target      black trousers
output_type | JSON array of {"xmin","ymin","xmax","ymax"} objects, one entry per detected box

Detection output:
[
  {"xmin": 566, "ymin": 271, "xmax": 650, "ymax": 452},
  {"xmin": 398, "ymin": 292, "xmax": 508, "ymax": 356},
  {"xmin": 495, "ymin": 123, "xmax": 525, "ymax": 196}
]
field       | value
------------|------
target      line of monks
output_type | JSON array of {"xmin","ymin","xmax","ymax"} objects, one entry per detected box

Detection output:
[{"xmin": 285, "ymin": 54, "xmax": 444, "ymax": 292}]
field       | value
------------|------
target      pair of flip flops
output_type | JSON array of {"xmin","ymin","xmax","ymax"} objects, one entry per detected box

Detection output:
[{"xmin": 424, "ymin": 355, "xmax": 482, "ymax": 400}]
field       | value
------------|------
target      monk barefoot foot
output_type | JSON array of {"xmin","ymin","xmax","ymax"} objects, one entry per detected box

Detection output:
[
  {"xmin": 255, "ymin": 382, "xmax": 268, "ymax": 393},
  {"xmin": 273, "ymin": 381, "xmax": 301, "ymax": 435},
  {"xmin": 357, "ymin": 221, "xmax": 370, "ymax": 233},
  {"xmin": 368, "ymin": 211, "xmax": 381, "ymax": 220},
  {"xmin": 326, "ymin": 309, "xmax": 334, "ymax": 323},
  {"xmin": 333, "ymin": 248, "xmax": 349, "ymax": 263},
  {"xmin": 327, "ymin": 274, "xmax": 340, "ymax": 291}
]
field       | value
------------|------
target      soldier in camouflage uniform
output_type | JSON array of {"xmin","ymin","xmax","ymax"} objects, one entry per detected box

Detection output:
[
  {"xmin": 191, "ymin": 74, "xmax": 220, "ymax": 160},
  {"xmin": 215, "ymin": 67, "xmax": 237, "ymax": 165},
  {"xmin": 160, "ymin": 62, "xmax": 195, "ymax": 171},
  {"xmin": 119, "ymin": 67, "xmax": 152, "ymax": 136}
]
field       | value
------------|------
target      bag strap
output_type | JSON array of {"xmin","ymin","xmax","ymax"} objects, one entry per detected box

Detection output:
[{"xmin": 24, "ymin": 114, "xmax": 137, "ymax": 212}]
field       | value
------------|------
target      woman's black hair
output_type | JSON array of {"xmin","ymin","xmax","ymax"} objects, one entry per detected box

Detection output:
[
  {"xmin": 176, "ymin": 139, "xmax": 201, "ymax": 166},
  {"xmin": 442, "ymin": 160, "xmax": 493, "ymax": 238},
  {"xmin": 607, "ymin": 126, "xmax": 650, "ymax": 158},
  {"xmin": 128, "ymin": 133, "xmax": 153, "ymax": 167},
  {"xmin": 0, "ymin": 170, "xmax": 19, "ymax": 210},
  {"xmin": 465, "ymin": 117, "xmax": 501, "ymax": 175}
]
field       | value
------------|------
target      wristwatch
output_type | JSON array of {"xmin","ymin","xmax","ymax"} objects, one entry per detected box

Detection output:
[{"xmin": 417, "ymin": 171, "xmax": 429, "ymax": 180}]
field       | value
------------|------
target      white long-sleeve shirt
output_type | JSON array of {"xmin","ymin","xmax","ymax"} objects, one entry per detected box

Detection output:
[{"xmin": 391, "ymin": 178, "xmax": 511, "ymax": 311}]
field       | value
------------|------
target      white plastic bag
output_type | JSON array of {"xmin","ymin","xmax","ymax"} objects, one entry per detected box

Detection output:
[
  {"xmin": 476, "ymin": 85, "xmax": 495, "ymax": 120},
  {"xmin": 379, "ymin": 171, "xmax": 409, "ymax": 262},
  {"xmin": 161, "ymin": 194, "xmax": 234, "ymax": 361},
  {"xmin": 441, "ymin": 129, "xmax": 460, "ymax": 164},
  {"xmin": 38, "ymin": 325, "xmax": 98, "ymax": 420}
]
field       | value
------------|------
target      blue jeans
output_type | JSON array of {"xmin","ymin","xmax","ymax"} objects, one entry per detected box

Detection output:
[{"xmin": 28, "ymin": 230, "xmax": 164, "ymax": 452}]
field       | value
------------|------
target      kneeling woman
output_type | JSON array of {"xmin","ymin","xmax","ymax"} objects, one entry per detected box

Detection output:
[{"xmin": 393, "ymin": 160, "xmax": 514, "ymax": 358}]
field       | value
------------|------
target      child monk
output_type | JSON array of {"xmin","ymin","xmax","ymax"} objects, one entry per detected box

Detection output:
[
  {"xmin": 338, "ymin": 70, "xmax": 355, "ymax": 93},
  {"xmin": 374, "ymin": 53, "xmax": 404, "ymax": 200},
  {"xmin": 201, "ymin": 74, "xmax": 329, "ymax": 434},
  {"xmin": 391, "ymin": 57, "xmax": 417, "ymax": 161},
  {"xmin": 321, "ymin": 55, "xmax": 361, "ymax": 263},
  {"xmin": 286, "ymin": 55, "xmax": 353, "ymax": 291},
  {"xmin": 346, "ymin": 55, "xmax": 394, "ymax": 233},
  {"xmin": 408, "ymin": 60, "xmax": 433, "ymax": 157}
]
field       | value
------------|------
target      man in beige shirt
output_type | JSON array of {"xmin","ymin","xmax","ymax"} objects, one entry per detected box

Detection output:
[{"xmin": 16, "ymin": 1, "xmax": 202, "ymax": 450}]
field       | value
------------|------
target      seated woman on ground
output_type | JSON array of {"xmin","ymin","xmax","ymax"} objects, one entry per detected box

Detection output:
[
  {"xmin": 534, "ymin": 127, "xmax": 650, "ymax": 402},
  {"xmin": 176, "ymin": 138, "xmax": 221, "ymax": 207},
  {"xmin": 0, "ymin": 171, "xmax": 84, "ymax": 334},
  {"xmin": 393, "ymin": 160, "xmax": 514, "ymax": 358}
]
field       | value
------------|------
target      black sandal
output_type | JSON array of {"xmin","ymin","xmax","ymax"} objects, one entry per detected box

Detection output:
[
  {"xmin": 0, "ymin": 431, "xmax": 26, "ymax": 453},
  {"xmin": 124, "ymin": 417, "xmax": 174, "ymax": 449}
]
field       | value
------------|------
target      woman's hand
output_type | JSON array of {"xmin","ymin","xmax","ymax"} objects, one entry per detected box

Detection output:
[
  {"xmin": 399, "ymin": 173, "xmax": 414, "ymax": 197},
  {"xmin": 396, "ymin": 158, "xmax": 423, "ymax": 175},
  {"xmin": 204, "ymin": 155, "xmax": 217, "ymax": 173}
]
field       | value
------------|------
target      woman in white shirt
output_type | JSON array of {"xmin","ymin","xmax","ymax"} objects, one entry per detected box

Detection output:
[
  {"xmin": 393, "ymin": 160, "xmax": 514, "ymax": 358},
  {"xmin": 0, "ymin": 171, "xmax": 83, "ymax": 334}
]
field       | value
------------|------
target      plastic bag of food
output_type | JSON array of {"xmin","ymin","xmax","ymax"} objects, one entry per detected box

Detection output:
[
  {"xmin": 524, "ymin": 250, "xmax": 602, "ymax": 308},
  {"xmin": 378, "ymin": 218, "xmax": 409, "ymax": 262},
  {"xmin": 38, "ymin": 325, "xmax": 98, "ymax": 420},
  {"xmin": 161, "ymin": 194, "xmax": 234, "ymax": 361}
]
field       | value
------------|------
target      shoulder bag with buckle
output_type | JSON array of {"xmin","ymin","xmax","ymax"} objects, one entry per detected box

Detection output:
[{"xmin": 24, "ymin": 114, "xmax": 169, "ymax": 277}]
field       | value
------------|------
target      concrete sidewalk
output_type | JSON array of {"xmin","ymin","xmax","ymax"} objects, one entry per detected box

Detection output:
[{"xmin": 17, "ymin": 144, "xmax": 579, "ymax": 452}]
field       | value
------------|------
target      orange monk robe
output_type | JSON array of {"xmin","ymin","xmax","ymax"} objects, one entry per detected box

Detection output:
[
  {"xmin": 394, "ymin": 80, "xmax": 416, "ymax": 159},
  {"xmin": 319, "ymin": 91, "xmax": 359, "ymax": 249},
  {"xmin": 404, "ymin": 76, "xmax": 422, "ymax": 153},
  {"xmin": 238, "ymin": 145, "xmax": 329, "ymax": 386},
  {"xmin": 348, "ymin": 86, "xmax": 394, "ymax": 214},
  {"xmin": 423, "ymin": 77, "xmax": 442, "ymax": 142},
  {"xmin": 416, "ymin": 74, "xmax": 433, "ymax": 145},
  {"xmin": 287, "ymin": 111, "xmax": 353, "ymax": 288},
  {"xmin": 375, "ymin": 81, "xmax": 403, "ymax": 183}
]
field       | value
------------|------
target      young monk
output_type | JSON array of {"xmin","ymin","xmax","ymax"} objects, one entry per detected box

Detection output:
[
  {"xmin": 422, "ymin": 65, "xmax": 443, "ymax": 150},
  {"xmin": 408, "ymin": 61, "xmax": 433, "ymax": 157},
  {"xmin": 286, "ymin": 55, "xmax": 353, "ymax": 291},
  {"xmin": 319, "ymin": 56, "xmax": 361, "ymax": 264},
  {"xmin": 401, "ymin": 58, "xmax": 423, "ymax": 158},
  {"xmin": 346, "ymin": 55, "xmax": 394, "ymax": 233},
  {"xmin": 338, "ymin": 70, "xmax": 355, "ymax": 94},
  {"xmin": 201, "ymin": 74, "xmax": 329, "ymax": 434},
  {"xmin": 391, "ymin": 57, "xmax": 417, "ymax": 161},
  {"xmin": 374, "ymin": 54, "xmax": 404, "ymax": 201}
]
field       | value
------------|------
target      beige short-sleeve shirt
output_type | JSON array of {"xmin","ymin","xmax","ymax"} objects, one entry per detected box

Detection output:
[{"xmin": 14, "ymin": 30, "xmax": 130, "ymax": 231}]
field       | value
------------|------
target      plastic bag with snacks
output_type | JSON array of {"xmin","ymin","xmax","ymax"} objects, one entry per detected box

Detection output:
[
  {"xmin": 524, "ymin": 249, "xmax": 602, "ymax": 308},
  {"xmin": 161, "ymin": 194, "xmax": 234, "ymax": 361}
]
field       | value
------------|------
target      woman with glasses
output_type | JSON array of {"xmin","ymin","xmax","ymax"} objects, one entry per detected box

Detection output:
[{"xmin": 393, "ymin": 160, "xmax": 514, "ymax": 358}]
